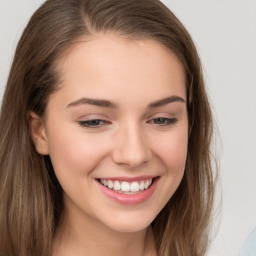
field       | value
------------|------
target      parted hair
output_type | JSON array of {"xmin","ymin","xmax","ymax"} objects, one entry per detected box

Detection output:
[{"xmin": 0, "ymin": 0, "xmax": 216, "ymax": 255}]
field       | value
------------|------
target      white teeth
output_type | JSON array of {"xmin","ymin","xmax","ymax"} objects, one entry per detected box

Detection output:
[
  {"xmin": 121, "ymin": 181, "xmax": 130, "ymax": 192},
  {"xmin": 107, "ymin": 180, "xmax": 114, "ymax": 189},
  {"xmin": 145, "ymin": 180, "xmax": 150, "ymax": 189},
  {"xmin": 99, "ymin": 178, "xmax": 153, "ymax": 194},
  {"xmin": 130, "ymin": 182, "xmax": 140, "ymax": 192},
  {"xmin": 139, "ymin": 181, "xmax": 145, "ymax": 191},
  {"xmin": 114, "ymin": 181, "xmax": 121, "ymax": 191}
]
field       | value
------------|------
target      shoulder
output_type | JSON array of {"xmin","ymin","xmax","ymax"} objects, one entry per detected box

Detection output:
[{"xmin": 240, "ymin": 227, "xmax": 256, "ymax": 256}]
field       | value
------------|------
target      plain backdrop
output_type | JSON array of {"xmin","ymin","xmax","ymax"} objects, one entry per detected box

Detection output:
[{"xmin": 0, "ymin": 1, "xmax": 256, "ymax": 255}]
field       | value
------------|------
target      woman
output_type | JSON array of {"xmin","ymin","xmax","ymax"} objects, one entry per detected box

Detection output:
[{"xmin": 0, "ymin": 0, "xmax": 216, "ymax": 255}]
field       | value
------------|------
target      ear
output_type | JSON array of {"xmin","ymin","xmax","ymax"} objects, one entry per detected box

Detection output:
[{"xmin": 28, "ymin": 111, "xmax": 49, "ymax": 155}]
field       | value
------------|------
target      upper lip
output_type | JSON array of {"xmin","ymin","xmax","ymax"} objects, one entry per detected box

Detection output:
[{"xmin": 96, "ymin": 175, "xmax": 159, "ymax": 182}]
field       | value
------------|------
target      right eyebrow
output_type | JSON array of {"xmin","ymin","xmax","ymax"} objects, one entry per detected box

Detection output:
[{"xmin": 66, "ymin": 97, "xmax": 118, "ymax": 109}]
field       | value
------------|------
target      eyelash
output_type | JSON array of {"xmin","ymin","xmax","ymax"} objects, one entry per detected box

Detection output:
[
  {"xmin": 148, "ymin": 117, "xmax": 178, "ymax": 126},
  {"xmin": 78, "ymin": 117, "xmax": 177, "ymax": 129},
  {"xmin": 78, "ymin": 119, "xmax": 109, "ymax": 128}
]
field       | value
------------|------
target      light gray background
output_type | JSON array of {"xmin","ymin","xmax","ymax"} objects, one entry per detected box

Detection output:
[{"xmin": 0, "ymin": 1, "xmax": 256, "ymax": 255}]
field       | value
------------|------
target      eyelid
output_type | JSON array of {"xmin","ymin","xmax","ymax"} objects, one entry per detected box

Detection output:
[
  {"xmin": 77, "ymin": 113, "xmax": 112, "ymax": 128},
  {"xmin": 146, "ymin": 111, "xmax": 178, "ymax": 127},
  {"xmin": 77, "ymin": 113, "xmax": 109, "ymax": 120},
  {"xmin": 148, "ymin": 117, "xmax": 177, "ymax": 125},
  {"xmin": 78, "ymin": 119, "xmax": 111, "ymax": 128},
  {"xmin": 147, "ymin": 111, "xmax": 175, "ymax": 120},
  {"xmin": 76, "ymin": 112, "xmax": 178, "ymax": 129}
]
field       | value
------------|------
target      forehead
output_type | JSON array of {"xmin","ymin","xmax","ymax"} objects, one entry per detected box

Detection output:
[{"xmin": 50, "ymin": 35, "xmax": 186, "ymax": 108}]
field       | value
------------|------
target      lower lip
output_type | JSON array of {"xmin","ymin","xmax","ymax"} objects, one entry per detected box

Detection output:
[{"xmin": 97, "ymin": 178, "xmax": 159, "ymax": 205}]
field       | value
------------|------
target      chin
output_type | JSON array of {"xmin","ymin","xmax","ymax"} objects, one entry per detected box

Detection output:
[
  {"xmin": 100, "ymin": 211, "xmax": 156, "ymax": 233},
  {"xmin": 109, "ymin": 222, "xmax": 150, "ymax": 233}
]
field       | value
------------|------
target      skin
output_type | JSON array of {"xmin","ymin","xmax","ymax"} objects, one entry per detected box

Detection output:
[{"xmin": 30, "ymin": 35, "xmax": 188, "ymax": 256}]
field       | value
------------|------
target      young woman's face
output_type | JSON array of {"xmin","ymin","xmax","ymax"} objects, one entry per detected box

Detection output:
[{"xmin": 37, "ymin": 35, "xmax": 188, "ymax": 233}]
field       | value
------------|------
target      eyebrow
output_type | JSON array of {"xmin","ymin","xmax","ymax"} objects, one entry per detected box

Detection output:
[
  {"xmin": 67, "ymin": 98, "xmax": 118, "ymax": 108},
  {"xmin": 147, "ymin": 96, "xmax": 186, "ymax": 109},
  {"xmin": 66, "ymin": 95, "xmax": 185, "ymax": 109}
]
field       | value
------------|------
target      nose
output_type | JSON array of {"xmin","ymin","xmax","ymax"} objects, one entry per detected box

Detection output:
[{"xmin": 111, "ymin": 123, "xmax": 152, "ymax": 168}]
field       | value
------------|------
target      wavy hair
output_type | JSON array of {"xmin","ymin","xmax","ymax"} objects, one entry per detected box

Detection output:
[{"xmin": 0, "ymin": 0, "xmax": 216, "ymax": 255}]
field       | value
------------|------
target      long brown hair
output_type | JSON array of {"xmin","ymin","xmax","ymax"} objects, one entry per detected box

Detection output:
[{"xmin": 0, "ymin": 0, "xmax": 216, "ymax": 255}]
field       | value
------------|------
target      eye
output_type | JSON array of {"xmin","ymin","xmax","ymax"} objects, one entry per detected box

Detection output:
[
  {"xmin": 149, "ymin": 117, "xmax": 177, "ymax": 126},
  {"xmin": 78, "ymin": 119, "xmax": 109, "ymax": 128}
]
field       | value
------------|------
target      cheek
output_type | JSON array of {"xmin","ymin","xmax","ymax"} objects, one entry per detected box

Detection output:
[
  {"xmin": 144, "ymin": 128, "xmax": 188, "ymax": 214},
  {"xmin": 153, "ymin": 129, "xmax": 188, "ymax": 171},
  {"xmin": 46, "ymin": 124, "xmax": 109, "ymax": 178},
  {"xmin": 166, "ymin": 137, "xmax": 187, "ymax": 168},
  {"xmin": 158, "ymin": 131, "xmax": 188, "ymax": 199}
]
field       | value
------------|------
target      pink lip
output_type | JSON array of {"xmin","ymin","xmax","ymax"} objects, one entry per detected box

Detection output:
[{"xmin": 96, "ymin": 177, "xmax": 159, "ymax": 205}]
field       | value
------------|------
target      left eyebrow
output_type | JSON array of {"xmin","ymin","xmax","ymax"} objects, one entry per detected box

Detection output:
[{"xmin": 147, "ymin": 96, "xmax": 186, "ymax": 109}]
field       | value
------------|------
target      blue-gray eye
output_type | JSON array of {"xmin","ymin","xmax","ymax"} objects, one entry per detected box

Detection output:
[
  {"xmin": 152, "ymin": 117, "xmax": 177, "ymax": 125},
  {"xmin": 79, "ymin": 119, "xmax": 106, "ymax": 128}
]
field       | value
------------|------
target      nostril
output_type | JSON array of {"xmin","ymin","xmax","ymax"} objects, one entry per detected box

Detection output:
[
  {"xmin": 112, "ymin": 147, "xmax": 152, "ymax": 168},
  {"xmin": 111, "ymin": 128, "xmax": 152, "ymax": 167}
]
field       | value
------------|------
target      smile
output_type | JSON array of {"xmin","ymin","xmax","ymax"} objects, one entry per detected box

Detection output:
[
  {"xmin": 96, "ymin": 176, "xmax": 159, "ymax": 205},
  {"xmin": 99, "ymin": 178, "xmax": 153, "ymax": 194}
]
